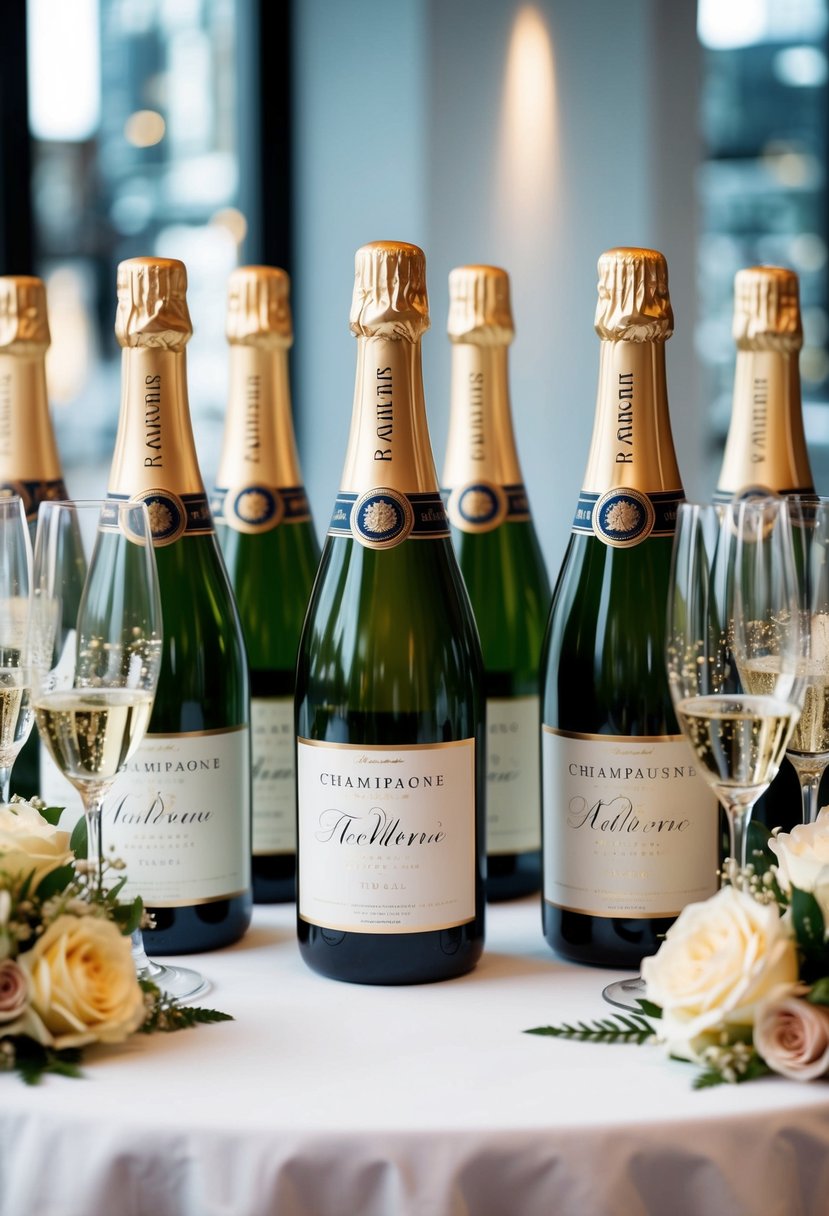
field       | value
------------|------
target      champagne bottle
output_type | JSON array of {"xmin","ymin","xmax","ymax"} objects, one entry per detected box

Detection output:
[
  {"xmin": 0, "ymin": 275, "xmax": 69, "ymax": 799},
  {"xmin": 104, "ymin": 256, "xmax": 252, "ymax": 953},
  {"xmin": 212, "ymin": 266, "xmax": 320, "ymax": 903},
  {"xmin": 540, "ymin": 247, "xmax": 718, "ymax": 968},
  {"xmin": 442, "ymin": 264, "xmax": 550, "ymax": 900},
  {"xmin": 717, "ymin": 265, "xmax": 815, "ymax": 835},
  {"xmin": 295, "ymin": 240, "xmax": 486, "ymax": 985}
]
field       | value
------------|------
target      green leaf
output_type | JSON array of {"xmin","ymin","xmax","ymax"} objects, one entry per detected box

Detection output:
[
  {"xmin": 37, "ymin": 805, "xmax": 66, "ymax": 828},
  {"xmin": 692, "ymin": 1052, "xmax": 772, "ymax": 1089},
  {"xmin": 139, "ymin": 981, "xmax": 234, "ymax": 1035},
  {"xmin": 807, "ymin": 977, "xmax": 829, "ymax": 1006},
  {"xmin": 111, "ymin": 896, "xmax": 144, "ymax": 937},
  {"xmin": 746, "ymin": 820, "xmax": 776, "ymax": 875},
  {"xmin": 10, "ymin": 1037, "xmax": 85, "ymax": 1085},
  {"xmin": 524, "ymin": 1013, "xmax": 655, "ymax": 1045},
  {"xmin": 636, "ymin": 998, "xmax": 663, "ymax": 1019},
  {"xmin": 791, "ymin": 885, "xmax": 826, "ymax": 963},
  {"xmin": 34, "ymin": 863, "xmax": 75, "ymax": 899},
  {"xmin": 69, "ymin": 816, "xmax": 88, "ymax": 861}
]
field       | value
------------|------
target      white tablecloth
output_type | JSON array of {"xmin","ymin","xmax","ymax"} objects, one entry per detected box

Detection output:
[{"xmin": 2, "ymin": 897, "xmax": 829, "ymax": 1216}]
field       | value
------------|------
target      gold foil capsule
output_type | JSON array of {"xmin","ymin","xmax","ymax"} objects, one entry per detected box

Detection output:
[
  {"xmin": 447, "ymin": 265, "xmax": 514, "ymax": 347},
  {"xmin": 115, "ymin": 256, "xmax": 192, "ymax": 350},
  {"xmin": 733, "ymin": 266, "xmax": 802, "ymax": 353},
  {"xmin": 226, "ymin": 265, "xmax": 292, "ymax": 349},
  {"xmin": 594, "ymin": 247, "xmax": 673, "ymax": 343},
  {"xmin": 349, "ymin": 241, "xmax": 430, "ymax": 342},
  {"xmin": 0, "ymin": 275, "xmax": 50, "ymax": 352}
]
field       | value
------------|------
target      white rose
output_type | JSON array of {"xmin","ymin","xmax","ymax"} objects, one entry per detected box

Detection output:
[
  {"xmin": 754, "ymin": 985, "xmax": 829, "ymax": 1081},
  {"xmin": 641, "ymin": 885, "xmax": 798, "ymax": 1058},
  {"xmin": 21, "ymin": 914, "xmax": 146, "ymax": 1049},
  {"xmin": 769, "ymin": 809, "xmax": 829, "ymax": 924},
  {"xmin": 0, "ymin": 802, "xmax": 73, "ymax": 891}
]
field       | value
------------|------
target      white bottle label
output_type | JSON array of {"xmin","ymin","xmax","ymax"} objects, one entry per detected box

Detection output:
[
  {"xmin": 251, "ymin": 697, "xmax": 295, "ymax": 855},
  {"xmin": 297, "ymin": 737, "xmax": 477, "ymax": 934},
  {"xmin": 486, "ymin": 696, "xmax": 541, "ymax": 854},
  {"xmin": 42, "ymin": 730, "xmax": 250, "ymax": 906},
  {"xmin": 542, "ymin": 728, "xmax": 718, "ymax": 917}
]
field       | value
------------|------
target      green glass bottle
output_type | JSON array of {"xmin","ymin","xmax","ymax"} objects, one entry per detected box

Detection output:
[
  {"xmin": 103, "ymin": 256, "xmax": 252, "ymax": 953},
  {"xmin": 541, "ymin": 247, "xmax": 718, "ymax": 968},
  {"xmin": 442, "ymin": 264, "xmax": 550, "ymax": 900},
  {"xmin": 212, "ymin": 266, "xmax": 320, "ymax": 903},
  {"xmin": 295, "ymin": 240, "xmax": 486, "ymax": 985},
  {"xmin": 716, "ymin": 265, "xmax": 816, "ymax": 836},
  {"xmin": 0, "ymin": 275, "xmax": 70, "ymax": 800}
]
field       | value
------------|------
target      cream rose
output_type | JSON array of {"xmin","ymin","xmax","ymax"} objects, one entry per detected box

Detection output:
[
  {"xmin": 21, "ymin": 914, "xmax": 146, "ymax": 1049},
  {"xmin": 754, "ymin": 986, "xmax": 829, "ymax": 1080},
  {"xmin": 641, "ymin": 885, "xmax": 798, "ymax": 1058},
  {"xmin": 0, "ymin": 801, "xmax": 72, "ymax": 890},
  {"xmin": 769, "ymin": 809, "xmax": 829, "ymax": 924}
]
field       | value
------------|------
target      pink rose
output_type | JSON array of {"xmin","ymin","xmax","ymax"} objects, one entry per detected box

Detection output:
[
  {"xmin": 0, "ymin": 959, "xmax": 28, "ymax": 1023},
  {"xmin": 754, "ymin": 987, "xmax": 829, "ymax": 1080}
]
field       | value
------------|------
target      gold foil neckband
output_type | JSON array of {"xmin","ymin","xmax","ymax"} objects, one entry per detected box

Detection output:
[
  {"xmin": 349, "ymin": 241, "xmax": 430, "ymax": 341},
  {"xmin": 0, "ymin": 275, "xmax": 50, "ymax": 351},
  {"xmin": 447, "ymin": 265, "xmax": 514, "ymax": 346},
  {"xmin": 594, "ymin": 247, "xmax": 673, "ymax": 342},
  {"xmin": 226, "ymin": 265, "xmax": 292, "ymax": 349},
  {"xmin": 115, "ymin": 256, "xmax": 192, "ymax": 350},
  {"xmin": 733, "ymin": 266, "xmax": 802, "ymax": 353}
]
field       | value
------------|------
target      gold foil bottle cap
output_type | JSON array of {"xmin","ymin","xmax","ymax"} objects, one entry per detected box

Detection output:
[
  {"xmin": 733, "ymin": 266, "xmax": 802, "ymax": 353},
  {"xmin": 115, "ymin": 256, "xmax": 192, "ymax": 350},
  {"xmin": 349, "ymin": 241, "xmax": 430, "ymax": 341},
  {"xmin": 594, "ymin": 247, "xmax": 673, "ymax": 342},
  {"xmin": 226, "ymin": 265, "xmax": 293, "ymax": 349},
  {"xmin": 447, "ymin": 264, "xmax": 514, "ymax": 346},
  {"xmin": 0, "ymin": 275, "xmax": 51, "ymax": 352}
]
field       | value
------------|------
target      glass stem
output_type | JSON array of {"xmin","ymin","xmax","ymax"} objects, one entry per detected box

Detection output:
[
  {"xmin": 0, "ymin": 766, "xmax": 12, "ymax": 804},
  {"xmin": 799, "ymin": 772, "xmax": 822, "ymax": 826},
  {"xmin": 84, "ymin": 796, "xmax": 105, "ymax": 895},
  {"xmin": 131, "ymin": 929, "xmax": 161, "ymax": 983},
  {"xmin": 724, "ymin": 801, "xmax": 753, "ymax": 885}
]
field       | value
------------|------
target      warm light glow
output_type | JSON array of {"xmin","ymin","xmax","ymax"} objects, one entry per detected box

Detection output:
[
  {"xmin": 28, "ymin": 0, "xmax": 100, "ymax": 141},
  {"xmin": 210, "ymin": 207, "xmax": 248, "ymax": 246},
  {"xmin": 496, "ymin": 7, "xmax": 557, "ymax": 231},
  {"xmin": 124, "ymin": 110, "xmax": 167, "ymax": 148}
]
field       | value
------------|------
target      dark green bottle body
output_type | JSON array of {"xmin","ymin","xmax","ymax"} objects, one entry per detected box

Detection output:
[
  {"xmin": 452, "ymin": 518, "xmax": 550, "ymax": 899},
  {"xmin": 295, "ymin": 534, "xmax": 486, "ymax": 984},
  {"xmin": 218, "ymin": 516, "xmax": 320, "ymax": 902}
]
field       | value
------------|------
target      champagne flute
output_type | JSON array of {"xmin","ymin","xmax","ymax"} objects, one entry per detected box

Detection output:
[
  {"xmin": 0, "ymin": 495, "xmax": 35, "ymax": 804},
  {"xmin": 666, "ymin": 498, "xmax": 807, "ymax": 879},
  {"xmin": 782, "ymin": 497, "xmax": 829, "ymax": 824},
  {"xmin": 31, "ymin": 500, "xmax": 208, "ymax": 1000}
]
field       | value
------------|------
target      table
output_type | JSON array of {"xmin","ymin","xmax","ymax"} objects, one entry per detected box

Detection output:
[{"xmin": 2, "ymin": 897, "xmax": 829, "ymax": 1216}]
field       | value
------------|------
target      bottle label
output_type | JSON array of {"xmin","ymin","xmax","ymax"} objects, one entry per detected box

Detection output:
[
  {"xmin": 103, "ymin": 729, "xmax": 250, "ymax": 905},
  {"xmin": 444, "ymin": 481, "xmax": 530, "ymax": 534},
  {"xmin": 106, "ymin": 490, "xmax": 214, "ymax": 545},
  {"xmin": 487, "ymin": 696, "xmax": 541, "ymax": 854},
  {"xmin": 297, "ymin": 737, "xmax": 476, "ymax": 933},
  {"xmin": 572, "ymin": 489, "xmax": 681, "ymax": 546},
  {"xmin": 251, "ymin": 697, "xmax": 296, "ymax": 854},
  {"xmin": 542, "ymin": 727, "xmax": 718, "ymax": 917},
  {"xmin": 0, "ymin": 478, "xmax": 68, "ymax": 523},
  {"xmin": 328, "ymin": 489, "xmax": 449, "ymax": 548},
  {"xmin": 210, "ymin": 484, "xmax": 312, "ymax": 533}
]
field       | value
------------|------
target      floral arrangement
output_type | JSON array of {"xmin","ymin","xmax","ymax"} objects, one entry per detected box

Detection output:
[
  {"xmin": 0, "ymin": 797, "xmax": 231, "ymax": 1084},
  {"xmin": 527, "ymin": 810, "xmax": 829, "ymax": 1087}
]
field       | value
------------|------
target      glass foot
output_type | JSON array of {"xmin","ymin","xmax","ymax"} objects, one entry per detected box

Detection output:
[
  {"xmin": 602, "ymin": 976, "xmax": 646, "ymax": 1012},
  {"xmin": 131, "ymin": 929, "xmax": 211, "ymax": 1002}
]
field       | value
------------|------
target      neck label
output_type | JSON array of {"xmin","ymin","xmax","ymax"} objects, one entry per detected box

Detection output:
[
  {"xmin": 210, "ymin": 484, "xmax": 311, "ymax": 533},
  {"xmin": 106, "ymin": 489, "xmax": 214, "ymax": 545},
  {"xmin": 573, "ymin": 488, "xmax": 681, "ymax": 546},
  {"xmin": 444, "ymin": 480, "xmax": 529, "ymax": 533},
  {"xmin": 328, "ymin": 488, "xmax": 449, "ymax": 548}
]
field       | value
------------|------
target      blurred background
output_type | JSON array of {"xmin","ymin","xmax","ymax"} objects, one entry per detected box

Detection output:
[{"xmin": 3, "ymin": 0, "xmax": 828, "ymax": 574}]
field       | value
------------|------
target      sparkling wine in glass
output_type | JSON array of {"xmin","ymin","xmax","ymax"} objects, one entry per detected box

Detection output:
[
  {"xmin": 0, "ymin": 495, "xmax": 35, "ymax": 804},
  {"xmin": 31, "ymin": 499, "xmax": 207, "ymax": 1001},
  {"xmin": 666, "ymin": 498, "xmax": 807, "ymax": 878}
]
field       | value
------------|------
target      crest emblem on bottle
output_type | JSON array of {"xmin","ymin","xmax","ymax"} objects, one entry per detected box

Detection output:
[
  {"xmin": 352, "ymin": 488, "xmax": 414, "ymax": 549},
  {"xmin": 593, "ymin": 487, "xmax": 655, "ymax": 548},
  {"xmin": 448, "ymin": 480, "xmax": 507, "ymax": 534},
  {"xmin": 134, "ymin": 489, "xmax": 187, "ymax": 546},
  {"xmin": 226, "ymin": 485, "xmax": 284, "ymax": 534}
]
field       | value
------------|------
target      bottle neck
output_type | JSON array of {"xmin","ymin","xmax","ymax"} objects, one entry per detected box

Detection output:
[
  {"xmin": 108, "ymin": 347, "xmax": 211, "ymax": 544},
  {"xmin": 216, "ymin": 346, "xmax": 302, "ymax": 488},
  {"xmin": 575, "ymin": 339, "xmax": 682, "ymax": 546},
  {"xmin": 443, "ymin": 344, "xmax": 521, "ymax": 486},
  {"xmin": 339, "ymin": 336, "xmax": 439, "ymax": 495},
  {"xmin": 0, "ymin": 351, "xmax": 63, "ymax": 483},
  {"xmin": 717, "ymin": 348, "xmax": 814, "ymax": 497}
]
